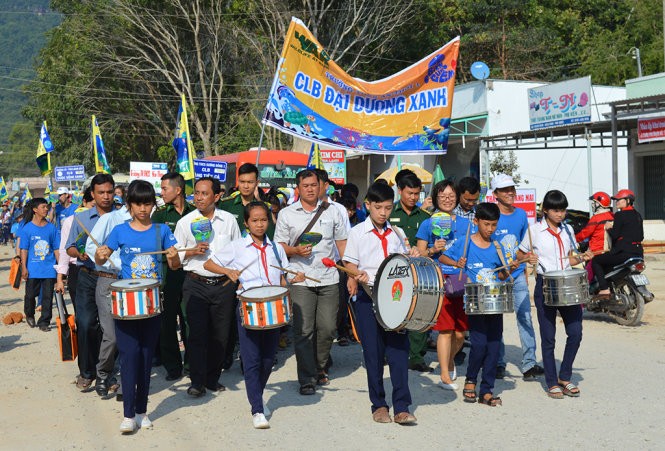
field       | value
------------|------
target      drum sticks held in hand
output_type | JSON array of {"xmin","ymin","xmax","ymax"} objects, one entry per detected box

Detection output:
[
  {"xmin": 458, "ymin": 221, "xmax": 472, "ymax": 281},
  {"xmin": 269, "ymin": 265, "xmax": 321, "ymax": 283},
  {"xmin": 136, "ymin": 246, "xmax": 198, "ymax": 255},
  {"xmin": 75, "ymin": 217, "xmax": 119, "ymax": 271},
  {"xmin": 491, "ymin": 257, "xmax": 531, "ymax": 273},
  {"xmin": 321, "ymin": 257, "xmax": 360, "ymax": 277}
]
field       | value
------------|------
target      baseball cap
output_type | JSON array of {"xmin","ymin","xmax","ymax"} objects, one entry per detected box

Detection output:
[
  {"xmin": 56, "ymin": 187, "xmax": 69, "ymax": 195},
  {"xmin": 490, "ymin": 173, "xmax": 517, "ymax": 192}
]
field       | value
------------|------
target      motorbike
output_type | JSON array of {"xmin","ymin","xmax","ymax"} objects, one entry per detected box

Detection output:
[{"xmin": 587, "ymin": 257, "xmax": 654, "ymax": 326}]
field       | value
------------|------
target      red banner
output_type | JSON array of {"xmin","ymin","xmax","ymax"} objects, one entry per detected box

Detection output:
[{"xmin": 638, "ymin": 117, "xmax": 665, "ymax": 143}]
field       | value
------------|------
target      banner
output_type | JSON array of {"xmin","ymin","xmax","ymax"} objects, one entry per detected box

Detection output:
[
  {"xmin": 320, "ymin": 149, "xmax": 346, "ymax": 185},
  {"xmin": 527, "ymin": 76, "xmax": 592, "ymax": 130},
  {"xmin": 485, "ymin": 189, "xmax": 537, "ymax": 224},
  {"xmin": 129, "ymin": 162, "xmax": 168, "ymax": 191},
  {"xmin": 92, "ymin": 115, "xmax": 112, "ymax": 174},
  {"xmin": 0, "ymin": 177, "xmax": 8, "ymax": 202},
  {"xmin": 637, "ymin": 116, "xmax": 665, "ymax": 143},
  {"xmin": 263, "ymin": 17, "xmax": 460, "ymax": 154},
  {"xmin": 172, "ymin": 94, "xmax": 195, "ymax": 180}
]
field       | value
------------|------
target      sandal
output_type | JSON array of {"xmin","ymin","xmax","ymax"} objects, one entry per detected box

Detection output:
[
  {"xmin": 463, "ymin": 380, "xmax": 477, "ymax": 403},
  {"xmin": 478, "ymin": 393, "xmax": 502, "ymax": 407},
  {"xmin": 316, "ymin": 372, "xmax": 330, "ymax": 386},
  {"xmin": 559, "ymin": 381, "xmax": 580, "ymax": 397},
  {"xmin": 547, "ymin": 386, "xmax": 564, "ymax": 399}
]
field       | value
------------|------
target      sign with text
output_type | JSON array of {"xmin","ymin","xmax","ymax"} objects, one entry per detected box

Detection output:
[
  {"xmin": 485, "ymin": 189, "xmax": 538, "ymax": 224},
  {"xmin": 637, "ymin": 116, "xmax": 665, "ymax": 143},
  {"xmin": 320, "ymin": 149, "xmax": 346, "ymax": 185},
  {"xmin": 129, "ymin": 162, "xmax": 168, "ymax": 190},
  {"xmin": 54, "ymin": 165, "xmax": 86, "ymax": 182},
  {"xmin": 527, "ymin": 76, "xmax": 592, "ymax": 130},
  {"xmin": 194, "ymin": 159, "xmax": 227, "ymax": 182}
]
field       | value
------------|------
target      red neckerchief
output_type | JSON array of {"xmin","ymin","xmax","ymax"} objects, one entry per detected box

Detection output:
[
  {"xmin": 545, "ymin": 225, "xmax": 565, "ymax": 270},
  {"xmin": 372, "ymin": 227, "xmax": 392, "ymax": 258},
  {"xmin": 251, "ymin": 239, "xmax": 272, "ymax": 284},
  {"xmin": 622, "ymin": 206, "xmax": 634, "ymax": 211}
]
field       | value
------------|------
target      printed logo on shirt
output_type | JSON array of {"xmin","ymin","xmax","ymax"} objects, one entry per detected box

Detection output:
[
  {"xmin": 499, "ymin": 235, "xmax": 518, "ymax": 261},
  {"xmin": 34, "ymin": 239, "xmax": 50, "ymax": 261},
  {"xmin": 130, "ymin": 254, "xmax": 157, "ymax": 279},
  {"xmin": 475, "ymin": 268, "xmax": 496, "ymax": 284}
]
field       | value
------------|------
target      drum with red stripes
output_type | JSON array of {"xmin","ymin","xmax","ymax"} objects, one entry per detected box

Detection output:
[
  {"xmin": 110, "ymin": 279, "xmax": 161, "ymax": 320},
  {"xmin": 238, "ymin": 286, "xmax": 291, "ymax": 330}
]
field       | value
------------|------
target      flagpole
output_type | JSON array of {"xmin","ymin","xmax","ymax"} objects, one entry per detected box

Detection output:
[{"xmin": 255, "ymin": 120, "xmax": 267, "ymax": 166}]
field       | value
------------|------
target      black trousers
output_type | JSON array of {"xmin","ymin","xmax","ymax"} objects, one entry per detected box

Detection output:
[
  {"xmin": 183, "ymin": 276, "xmax": 236, "ymax": 389},
  {"xmin": 67, "ymin": 263, "xmax": 80, "ymax": 313},
  {"xmin": 24, "ymin": 278, "xmax": 55, "ymax": 327},
  {"xmin": 161, "ymin": 268, "xmax": 187, "ymax": 375},
  {"xmin": 591, "ymin": 250, "xmax": 641, "ymax": 291}
]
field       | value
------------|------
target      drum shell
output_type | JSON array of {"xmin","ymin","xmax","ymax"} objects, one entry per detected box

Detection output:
[
  {"xmin": 543, "ymin": 270, "xmax": 589, "ymax": 307},
  {"xmin": 239, "ymin": 286, "xmax": 292, "ymax": 330},
  {"xmin": 464, "ymin": 282, "xmax": 514, "ymax": 315},
  {"xmin": 373, "ymin": 254, "xmax": 443, "ymax": 332},
  {"xmin": 110, "ymin": 279, "xmax": 162, "ymax": 320}
]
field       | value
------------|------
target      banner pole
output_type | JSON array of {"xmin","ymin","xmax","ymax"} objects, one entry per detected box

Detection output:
[{"xmin": 255, "ymin": 120, "xmax": 267, "ymax": 166}]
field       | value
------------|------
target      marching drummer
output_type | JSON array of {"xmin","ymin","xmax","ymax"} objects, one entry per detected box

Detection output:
[
  {"xmin": 515, "ymin": 190, "xmax": 593, "ymax": 399},
  {"xmin": 343, "ymin": 182, "xmax": 420, "ymax": 425},
  {"xmin": 95, "ymin": 180, "xmax": 181, "ymax": 434},
  {"xmin": 440, "ymin": 203, "xmax": 518, "ymax": 407},
  {"xmin": 203, "ymin": 201, "xmax": 305, "ymax": 429}
]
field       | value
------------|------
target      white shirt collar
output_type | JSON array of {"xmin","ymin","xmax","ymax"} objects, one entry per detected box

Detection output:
[
  {"xmin": 360, "ymin": 216, "xmax": 394, "ymax": 234},
  {"xmin": 241, "ymin": 234, "xmax": 273, "ymax": 248}
]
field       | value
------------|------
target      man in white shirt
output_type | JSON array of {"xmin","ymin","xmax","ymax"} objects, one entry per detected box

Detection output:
[
  {"xmin": 274, "ymin": 169, "xmax": 348, "ymax": 395},
  {"xmin": 174, "ymin": 177, "xmax": 241, "ymax": 397}
]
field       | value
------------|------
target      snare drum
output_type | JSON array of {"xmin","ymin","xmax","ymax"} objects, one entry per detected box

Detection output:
[
  {"xmin": 110, "ymin": 279, "xmax": 161, "ymax": 320},
  {"xmin": 464, "ymin": 282, "xmax": 514, "ymax": 315},
  {"xmin": 543, "ymin": 269, "xmax": 589, "ymax": 307},
  {"xmin": 373, "ymin": 254, "xmax": 444, "ymax": 332},
  {"xmin": 238, "ymin": 286, "xmax": 292, "ymax": 330}
]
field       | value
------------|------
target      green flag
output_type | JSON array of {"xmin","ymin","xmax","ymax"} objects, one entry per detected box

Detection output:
[{"xmin": 432, "ymin": 164, "xmax": 445, "ymax": 186}]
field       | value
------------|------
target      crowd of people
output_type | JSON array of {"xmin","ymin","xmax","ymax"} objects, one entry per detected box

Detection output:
[{"xmin": 6, "ymin": 162, "xmax": 644, "ymax": 433}]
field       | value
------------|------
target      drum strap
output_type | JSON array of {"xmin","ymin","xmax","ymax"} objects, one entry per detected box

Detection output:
[
  {"xmin": 493, "ymin": 240, "xmax": 513, "ymax": 282},
  {"xmin": 154, "ymin": 224, "xmax": 164, "ymax": 286}
]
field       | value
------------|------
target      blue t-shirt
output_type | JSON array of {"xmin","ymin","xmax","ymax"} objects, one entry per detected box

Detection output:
[
  {"xmin": 416, "ymin": 214, "xmax": 473, "ymax": 275},
  {"xmin": 445, "ymin": 237, "xmax": 504, "ymax": 284},
  {"xmin": 55, "ymin": 203, "xmax": 79, "ymax": 228},
  {"xmin": 19, "ymin": 221, "xmax": 60, "ymax": 279},
  {"xmin": 11, "ymin": 222, "xmax": 21, "ymax": 236},
  {"xmin": 493, "ymin": 207, "xmax": 528, "ymax": 277},
  {"xmin": 106, "ymin": 222, "xmax": 177, "ymax": 280}
]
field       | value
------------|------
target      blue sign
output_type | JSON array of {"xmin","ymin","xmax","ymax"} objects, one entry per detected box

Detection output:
[
  {"xmin": 54, "ymin": 165, "xmax": 86, "ymax": 182},
  {"xmin": 194, "ymin": 159, "xmax": 227, "ymax": 182}
]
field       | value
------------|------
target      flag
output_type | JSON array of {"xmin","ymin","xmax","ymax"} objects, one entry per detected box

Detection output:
[
  {"xmin": 172, "ymin": 94, "xmax": 195, "ymax": 181},
  {"xmin": 40, "ymin": 122, "xmax": 55, "ymax": 153},
  {"xmin": 432, "ymin": 164, "xmax": 445, "ymax": 186},
  {"xmin": 36, "ymin": 141, "xmax": 52, "ymax": 176},
  {"xmin": 20, "ymin": 184, "xmax": 32, "ymax": 203},
  {"xmin": 306, "ymin": 142, "xmax": 324, "ymax": 170},
  {"xmin": 92, "ymin": 115, "xmax": 112, "ymax": 174},
  {"xmin": 0, "ymin": 177, "xmax": 8, "ymax": 202}
]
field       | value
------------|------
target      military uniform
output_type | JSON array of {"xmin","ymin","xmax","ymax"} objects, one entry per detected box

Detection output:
[
  {"xmin": 151, "ymin": 201, "xmax": 196, "ymax": 378},
  {"xmin": 389, "ymin": 202, "xmax": 432, "ymax": 369},
  {"xmin": 217, "ymin": 195, "xmax": 275, "ymax": 239}
]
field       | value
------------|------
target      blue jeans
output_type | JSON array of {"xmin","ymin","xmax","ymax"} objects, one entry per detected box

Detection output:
[
  {"xmin": 466, "ymin": 314, "xmax": 503, "ymax": 396},
  {"xmin": 498, "ymin": 272, "xmax": 538, "ymax": 372}
]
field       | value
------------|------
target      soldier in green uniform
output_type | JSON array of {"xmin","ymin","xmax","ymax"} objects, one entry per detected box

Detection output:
[
  {"xmin": 152, "ymin": 172, "xmax": 196, "ymax": 381},
  {"xmin": 217, "ymin": 163, "xmax": 275, "ymax": 239},
  {"xmin": 388, "ymin": 170, "xmax": 433, "ymax": 373}
]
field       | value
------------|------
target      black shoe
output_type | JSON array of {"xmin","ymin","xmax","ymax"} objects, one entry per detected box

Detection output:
[
  {"xmin": 408, "ymin": 362, "xmax": 434, "ymax": 373},
  {"xmin": 187, "ymin": 385, "xmax": 206, "ymax": 397},
  {"xmin": 495, "ymin": 366, "xmax": 506, "ymax": 379},
  {"xmin": 95, "ymin": 380, "xmax": 109, "ymax": 397},
  {"xmin": 116, "ymin": 393, "xmax": 123, "ymax": 402},
  {"xmin": 165, "ymin": 371, "xmax": 182, "ymax": 381},
  {"xmin": 523, "ymin": 365, "xmax": 544, "ymax": 380},
  {"xmin": 26, "ymin": 317, "xmax": 36, "ymax": 328},
  {"xmin": 299, "ymin": 384, "xmax": 316, "ymax": 395},
  {"xmin": 454, "ymin": 350, "xmax": 466, "ymax": 366},
  {"xmin": 205, "ymin": 382, "xmax": 226, "ymax": 392},
  {"xmin": 39, "ymin": 325, "xmax": 50, "ymax": 332}
]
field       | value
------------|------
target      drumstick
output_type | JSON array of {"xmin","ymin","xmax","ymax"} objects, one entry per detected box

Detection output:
[
  {"xmin": 322, "ymin": 257, "xmax": 360, "ymax": 277},
  {"xmin": 136, "ymin": 246, "xmax": 199, "ymax": 255},
  {"xmin": 491, "ymin": 257, "xmax": 531, "ymax": 273},
  {"xmin": 270, "ymin": 265, "xmax": 321, "ymax": 283},
  {"xmin": 527, "ymin": 225, "xmax": 537, "ymax": 279},
  {"xmin": 559, "ymin": 250, "xmax": 604, "ymax": 260},
  {"xmin": 458, "ymin": 220, "xmax": 472, "ymax": 281},
  {"xmin": 75, "ymin": 217, "xmax": 119, "ymax": 271},
  {"xmin": 221, "ymin": 262, "xmax": 254, "ymax": 287}
]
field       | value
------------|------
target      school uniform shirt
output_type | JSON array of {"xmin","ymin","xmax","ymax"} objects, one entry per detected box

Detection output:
[
  {"xmin": 343, "ymin": 218, "xmax": 407, "ymax": 286},
  {"xmin": 416, "ymin": 214, "xmax": 472, "ymax": 275},
  {"xmin": 85, "ymin": 206, "xmax": 132, "ymax": 274},
  {"xmin": 173, "ymin": 208, "xmax": 241, "ymax": 277},
  {"xmin": 493, "ymin": 207, "xmax": 529, "ymax": 278},
  {"xmin": 19, "ymin": 221, "xmax": 60, "ymax": 279},
  {"xmin": 210, "ymin": 235, "xmax": 290, "ymax": 294},
  {"xmin": 444, "ymin": 237, "xmax": 504, "ymax": 284},
  {"xmin": 519, "ymin": 221, "xmax": 578, "ymax": 274},
  {"xmin": 106, "ymin": 222, "xmax": 177, "ymax": 280},
  {"xmin": 273, "ymin": 199, "xmax": 348, "ymax": 287}
]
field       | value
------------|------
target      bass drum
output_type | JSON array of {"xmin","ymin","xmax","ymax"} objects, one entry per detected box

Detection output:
[{"xmin": 373, "ymin": 254, "xmax": 443, "ymax": 332}]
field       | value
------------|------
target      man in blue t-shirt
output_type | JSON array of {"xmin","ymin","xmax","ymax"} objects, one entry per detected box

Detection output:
[
  {"xmin": 54, "ymin": 187, "xmax": 79, "ymax": 228},
  {"xmin": 490, "ymin": 174, "xmax": 543, "ymax": 380}
]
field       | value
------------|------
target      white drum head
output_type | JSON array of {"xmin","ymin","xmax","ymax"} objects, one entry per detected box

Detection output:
[
  {"xmin": 375, "ymin": 254, "xmax": 414, "ymax": 330},
  {"xmin": 111, "ymin": 278, "xmax": 160, "ymax": 290},
  {"xmin": 240, "ymin": 286, "xmax": 288, "ymax": 300}
]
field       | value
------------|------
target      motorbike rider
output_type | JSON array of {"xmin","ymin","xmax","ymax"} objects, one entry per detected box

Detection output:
[
  {"xmin": 591, "ymin": 189, "xmax": 644, "ymax": 299},
  {"xmin": 576, "ymin": 192, "xmax": 614, "ymax": 281}
]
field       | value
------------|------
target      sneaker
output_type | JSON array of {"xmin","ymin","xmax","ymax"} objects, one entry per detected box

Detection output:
[
  {"xmin": 135, "ymin": 413, "xmax": 153, "ymax": 429},
  {"xmin": 119, "ymin": 417, "xmax": 137, "ymax": 434},
  {"xmin": 449, "ymin": 365, "xmax": 457, "ymax": 381},
  {"xmin": 252, "ymin": 413, "xmax": 270, "ymax": 429},
  {"xmin": 495, "ymin": 366, "xmax": 506, "ymax": 379}
]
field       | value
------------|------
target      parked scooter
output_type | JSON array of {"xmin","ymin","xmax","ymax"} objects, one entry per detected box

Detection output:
[{"xmin": 587, "ymin": 257, "xmax": 654, "ymax": 326}]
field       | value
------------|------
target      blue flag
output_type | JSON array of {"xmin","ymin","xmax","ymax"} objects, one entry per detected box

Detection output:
[{"xmin": 40, "ymin": 122, "xmax": 54, "ymax": 153}]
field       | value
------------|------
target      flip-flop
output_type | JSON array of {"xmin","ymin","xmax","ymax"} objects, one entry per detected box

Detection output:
[
  {"xmin": 559, "ymin": 382, "xmax": 580, "ymax": 397},
  {"xmin": 547, "ymin": 386, "xmax": 564, "ymax": 399}
]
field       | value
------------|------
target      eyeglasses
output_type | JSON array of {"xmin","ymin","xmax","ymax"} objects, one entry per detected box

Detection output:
[{"xmin": 437, "ymin": 194, "xmax": 456, "ymax": 200}]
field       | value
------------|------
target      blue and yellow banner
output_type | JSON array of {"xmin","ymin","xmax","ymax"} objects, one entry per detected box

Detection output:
[
  {"xmin": 263, "ymin": 17, "xmax": 460, "ymax": 154},
  {"xmin": 92, "ymin": 115, "xmax": 112, "ymax": 174},
  {"xmin": 36, "ymin": 141, "xmax": 52, "ymax": 176},
  {"xmin": 40, "ymin": 121, "xmax": 54, "ymax": 153},
  {"xmin": 306, "ymin": 142, "xmax": 323, "ymax": 170},
  {"xmin": 0, "ymin": 177, "xmax": 8, "ymax": 202},
  {"xmin": 172, "ymin": 94, "xmax": 195, "ymax": 181}
]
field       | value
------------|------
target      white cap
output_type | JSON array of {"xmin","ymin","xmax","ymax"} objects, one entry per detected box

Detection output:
[
  {"xmin": 490, "ymin": 173, "xmax": 517, "ymax": 192},
  {"xmin": 56, "ymin": 187, "xmax": 69, "ymax": 195}
]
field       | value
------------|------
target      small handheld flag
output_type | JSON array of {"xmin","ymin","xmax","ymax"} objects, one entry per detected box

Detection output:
[{"xmin": 92, "ymin": 115, "xmax": 112, "ymax": 174}]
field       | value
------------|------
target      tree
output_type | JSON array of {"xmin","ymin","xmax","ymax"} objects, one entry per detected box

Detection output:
[{"xmin": 489, "ymin": 150, "xmax": 527, "ymax": 184}]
